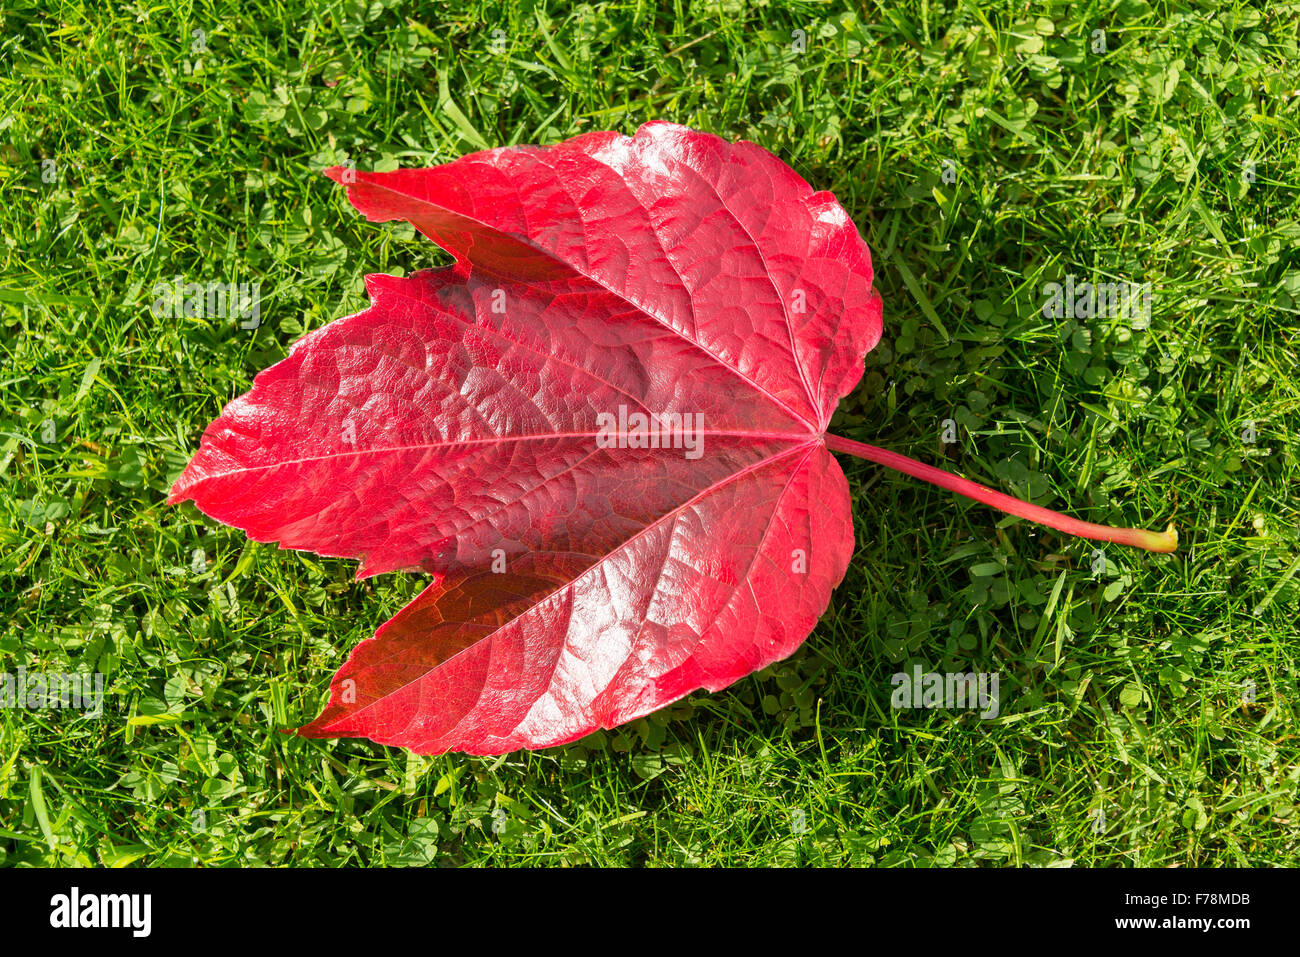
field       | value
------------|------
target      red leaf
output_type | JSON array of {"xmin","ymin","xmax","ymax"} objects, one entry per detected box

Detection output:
[
  {"xmin": 171, "ymin": 122, "xmax": 882, "ymax": 753},
  {"xmin": 172, "ymin": 121, "xmax": 1174, "ymax": 754}
]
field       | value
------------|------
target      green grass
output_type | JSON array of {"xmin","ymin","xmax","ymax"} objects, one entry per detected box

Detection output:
[{"xmin": 1, "ymin": 0, "xmax": 1297, "ymax": 867}]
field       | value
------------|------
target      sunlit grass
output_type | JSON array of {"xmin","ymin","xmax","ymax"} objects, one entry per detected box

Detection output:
[{"xmin": 0, "ymin": 0, "xmax": 1296, "ymax": 867}]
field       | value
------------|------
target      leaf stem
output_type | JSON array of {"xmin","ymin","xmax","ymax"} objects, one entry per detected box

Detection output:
[{"xmin": 823, "ymin": 433, "xmax": 1177, "ymax": 553}]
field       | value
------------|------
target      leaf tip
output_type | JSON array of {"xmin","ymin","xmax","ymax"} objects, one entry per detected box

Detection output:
[{"xmin": 292, "ymin": 710, "xmax": 336, "ymax": 740}]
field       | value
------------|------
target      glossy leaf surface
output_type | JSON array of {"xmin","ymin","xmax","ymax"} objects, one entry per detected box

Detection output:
[{"xmin": 171, "ymin": 121, "xmax": 883, "ymax": 753}]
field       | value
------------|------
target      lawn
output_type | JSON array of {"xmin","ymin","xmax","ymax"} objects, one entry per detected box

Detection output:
[{"xmin": 1, "ymin": 0, "xmax": 1297, "ymax": 867}]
